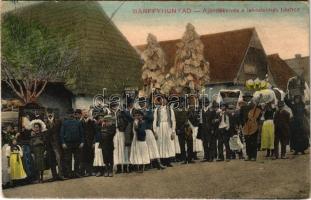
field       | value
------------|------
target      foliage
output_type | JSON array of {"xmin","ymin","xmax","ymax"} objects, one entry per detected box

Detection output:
[{"xmin": 2, "ymin": 14, "xmax": 77, "ymax": 103}]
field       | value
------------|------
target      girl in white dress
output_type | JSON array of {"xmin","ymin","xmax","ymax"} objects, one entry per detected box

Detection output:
[{"xmin": 130, "ymin": 109, "xmax": 150, "ymax": 173}]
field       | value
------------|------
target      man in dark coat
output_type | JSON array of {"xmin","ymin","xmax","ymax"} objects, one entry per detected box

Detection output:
[
  {"xmin": 187, "ymin": 105, "xmax": 201, "ymax": 160},
  {"xmin": 239, "ymin": 92, "xmax": 260, "ymax": 161},
  {"xmin": 95, "ymin": 114, "xmax": 116, "ymax": 177},
  {"xmin": 60, "ymin": 109, "xmax": 84, "ymax": 178},
  {"xmin": 199, "ymin": 100, "xmax": 218, "ymax": 162},
  {"xmin": 174, "ymin": 107, "xmax": 188, "ymax": 162},
  {"xmin": 45, "ymin": 109, "xmax": 64, "ymax": 180},
  {"xmin": 274, "ymin": 101, "xmax": 291, "ymax": 159},
  {"xmin": 80, "ymin": 110, "xmax": 96, "ymax": 176},
  {"xmin": 216, "ymin": 102, "xmax": 231, "ymax": 161}
]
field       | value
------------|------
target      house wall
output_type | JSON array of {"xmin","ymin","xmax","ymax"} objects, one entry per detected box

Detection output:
[
  {"xmin": 285, "ymin": 55, "xmax": 309, "ymax": 83},
  {"xmin": 236, "ymin": 30, "xmax": 269, "ymax": 84}
]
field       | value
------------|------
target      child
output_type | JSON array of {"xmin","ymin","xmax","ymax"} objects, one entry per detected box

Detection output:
[
  {"xmin": 95, "ymin": 114, "xmax": 116, "ymax": 177},
  {"xmin": 29, "ymin": 120, "xmax": 47, "ymax": 183},
  {"xmin": 130, "ymin": 109, "xmax": 150, "ymax": 173},
  {"xmin": 6, "ymin": 138, "xmax": 27, "ymax": 186}
]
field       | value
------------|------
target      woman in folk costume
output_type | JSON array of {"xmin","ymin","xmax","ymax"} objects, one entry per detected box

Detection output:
[
  {"xmin": 285, "ymin": 95, "xmax": 309, "ymax": 154},
  {"xmin": 138, "ymin": 96, "xmax": 165, "ymax": 170},
  {"xmin": 261, "ymin": 103, "xmax": 276, "ymax": 158},
  {"xmin": 92, "ymin": 113, "xmax": 105, "ymax": 177},
  {"xmin": 110, "ymin": 101, "xmax": 129, "ymax": 174},
  {"xmin": 29, "ymin": 120, "xmax": 48, "ymax": 183},
  {"xmin": 153, "ymin": 96, "xmax": 177, "ymax": 167},
  {"xmin": 130, "ymin": 109, "xmax": 150, "ymax": 172},
  {"xmin": 187, "ymin": 104, "xmax": 204, "ymax": 160},
  {"xmin": 6, "ymin": 138, "xmax": 27, "ymax": 186}
]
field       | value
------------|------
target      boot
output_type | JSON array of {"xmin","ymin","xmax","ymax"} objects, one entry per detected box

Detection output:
[
  {"xmin": 108, "ymin": 165, "xmax": 113, "ymax": 177},
  {"xmin": 103, "ymin": 166, "xmax": 108, "ymax": 177},
  {"xmin": 156, "ymin": 159, "xmax": 165, "ymax": 170},
  {"xmin": 116, "ymin": 165, "xmax": 122, "ymax": 174}
]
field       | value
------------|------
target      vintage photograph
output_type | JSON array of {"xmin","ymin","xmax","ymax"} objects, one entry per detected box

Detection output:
[{"xmin": 1, "ymin": 0, "xmax": 310, "ymax": 198}]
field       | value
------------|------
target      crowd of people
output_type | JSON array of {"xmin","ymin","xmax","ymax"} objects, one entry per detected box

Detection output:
[{"xmin": 1, "ymin": 92, "xmax": 309, "ymax": 188}]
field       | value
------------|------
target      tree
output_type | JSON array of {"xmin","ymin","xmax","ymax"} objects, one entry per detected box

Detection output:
[
  {"xmin": 2, "ymin": 14, "xmax": 77, "ymax": 104},
  {"xmin": 171, "ymin": 23, "xmax": 210, "ymax": 94},
  {"xmin": 141, "ymin": 33, "xmax": 168, "ymax": 96}
]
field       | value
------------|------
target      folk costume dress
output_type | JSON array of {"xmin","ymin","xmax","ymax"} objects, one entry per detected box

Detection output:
[
  {"xmin": 261, "ymin": 109, "xmax": 275, "ymax": 150},
  {"xmin": 143, "ymin": 109, "xmax": 160, "ymax": 160},
  {"xmin": 130, "ymin": 120, "xmax": 150, "ymax": 165},
  {"xmin": 6, "ymin": 145, "xmax": 27, "ymax": 180},
  {"xmin": 153, "ymin": 105, "xmax": 178, "ymax": 158},
  {"xmin": 112, "ymin": 109, "xmax": 127, "ymax": 166}
]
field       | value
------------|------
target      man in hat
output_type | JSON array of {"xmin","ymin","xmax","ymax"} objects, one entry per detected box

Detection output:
[
  {"xmin": 174, "ymin": 99, "xmax": 188, "ymax": 163},
  {"xmin": 45, "ymin": 108, "xmax": 64, "ymax": 181},
  {"xmin": 95, "ymin": 114, "xmax": 116, "ymax": 177},
  {"xmin": 153, "ymin": 96, "xmax": 177, "ymax": 167},
  {"xmin": 216, "ymin": 102, "xmax": 231, "ymax": 161},
  {"xmin": 239, "ymin": 92, "xmax": 260, "ymax": 161},
  {"xmin": 199, "ymin": 100, "xmax": 218, "ymax": 162},
  {"xmin": 60, "ymin": 108, "xmax": 84, "ymax": 178},
  {"xmin": 274, "ymin": 101, "xmax": 291, "ymax": 159},
  {"xmin": 79, "ymin": 109, "xmax": 96, "ymax": 176}
]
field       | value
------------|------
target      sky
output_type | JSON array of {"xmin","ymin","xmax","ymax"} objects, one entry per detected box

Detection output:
[{"xmin": 2, "ymin": 1, "xmax": 310, "ymax": 59}]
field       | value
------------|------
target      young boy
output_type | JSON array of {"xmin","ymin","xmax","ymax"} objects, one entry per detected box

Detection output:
[{"xmin": 95, "ymin": 115, "xmax": 116, "ymax": 177}]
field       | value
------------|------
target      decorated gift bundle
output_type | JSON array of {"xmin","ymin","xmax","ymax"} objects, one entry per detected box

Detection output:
[{"xmin": 141, "ymin": 23, "xmax": 210, "ymax": 97}]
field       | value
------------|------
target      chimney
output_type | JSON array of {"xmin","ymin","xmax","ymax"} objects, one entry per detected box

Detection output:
[{"xmin": 295, "ymin": 54, "xmax": 302, "ymax": 59}]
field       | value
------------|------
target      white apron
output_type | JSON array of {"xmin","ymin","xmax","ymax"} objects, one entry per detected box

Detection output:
[
  {"xmin": 113, "ymin": 129, "xmax": 127, "ymax": 165},
  {"xmin": 130, "ymin": 126, "xmax": 150, "ymax": 165},
  {"xmin": 145, "ymin": 129, "xmax": 160, "ymax": 159},
  {"xmin": 153, "ymin": 106, "xmax": 177, "ymax": 158},
  {"xmin": 2, "ymin": 144, "xmax": 10, "ymax": 184},
  {"xmin": 174, "ymin": 135, "xmax": 181, "ymax": 154},
  {"xmin": 93, "ymin": 143, "xmax": 105, "ymax": 167},
  {"xmin": 191, "ymin": 125, "xmax": 204, "ymax": 152}
]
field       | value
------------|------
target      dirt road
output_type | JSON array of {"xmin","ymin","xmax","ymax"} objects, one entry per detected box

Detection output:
[{"xmin": 2, "ymin": 151, "xmax": 310, "ymax": 198}]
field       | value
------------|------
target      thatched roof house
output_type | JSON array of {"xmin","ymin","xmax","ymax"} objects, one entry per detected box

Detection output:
[
  {"xmin": 5, "ymin": 1, "xmax": 142, "ymax": 96},
  {"xmin": 2, "ymin": 1, "xmax": 142, "ymax": 112},
  {"xmin": 268, "ymin": 54, "xmax": 297, "ymax": 91}
]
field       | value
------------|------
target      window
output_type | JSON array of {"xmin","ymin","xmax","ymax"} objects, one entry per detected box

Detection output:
[{"xmin": 244, "ymin": 63, "xmax": 256, "ymax": 74}]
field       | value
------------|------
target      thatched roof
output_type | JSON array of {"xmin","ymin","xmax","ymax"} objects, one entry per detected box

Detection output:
[
  {"xmin": 136, "ymin": 28, "xmax": 255, "ymax": 84},
  {"xmin": 268, "ymin": 54, "xmax": 297, "ymax": 91},
  {"xmin": 4, "ymin": 1, "xmax": 142, "ymax": 96}
]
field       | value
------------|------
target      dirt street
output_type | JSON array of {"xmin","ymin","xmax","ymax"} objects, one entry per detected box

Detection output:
[{"xmin": 2, "ymin": 151, "xmax": 310, "ymax": 199}]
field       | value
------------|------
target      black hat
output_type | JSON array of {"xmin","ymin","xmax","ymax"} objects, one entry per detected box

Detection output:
[
  {"xmin": 75, "ymin": 109, "xmax": 82, "ymax": 115},
  {"xmin": 66, "ymin": 108, "xmax": 75, "ymax": 115},
  {"xmin": 110, "ymin": 101, "xmax": 120, "ymax": 107},
  {"xmin": 133, "ymin": 109, "xmax": 144, "ymax": 116},
  {"xmin": 212, "ymin": 101, "xmax": 218, "ymax": 108},
  {"xmin": 46, "ymin": 108, "xmax": 54, "ymax": 114},
  {"xmin": 278, "ymin": 101, "xmax": 285, "ymax": 108},
  {"xmin": 220, "ymin": 102, "xmax": 227, "ymax": 108}
]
